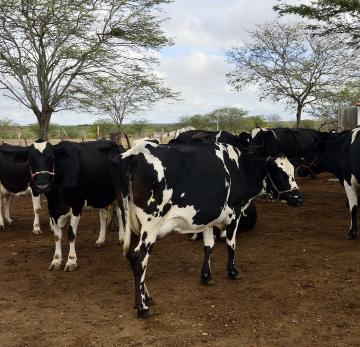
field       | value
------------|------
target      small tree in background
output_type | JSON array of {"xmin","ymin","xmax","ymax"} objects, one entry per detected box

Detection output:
[
  {"xmin": 226, "ymin": 21, "xmax": 358, "ymax": 127},
  {"xmin": 75, "ymin": 68, "xmax": 177, "ymax": 132}
]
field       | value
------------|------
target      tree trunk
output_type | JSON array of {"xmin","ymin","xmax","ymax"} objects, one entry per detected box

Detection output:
[
  {"xmin": 38, "ymin": 113, "xmax": 51, "ymax": 140},
  {"xmin": 296, "ymin": 104, "xmax": 302, "ymax": 128}
]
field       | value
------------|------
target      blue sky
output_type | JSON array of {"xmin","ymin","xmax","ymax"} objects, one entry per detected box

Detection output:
[{"xmin": 0, "ymin": 0, "xmax": 302, "ymax": 125}]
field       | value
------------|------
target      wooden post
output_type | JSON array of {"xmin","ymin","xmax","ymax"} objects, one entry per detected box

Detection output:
[
  {"xmin": 357, "ymin": 100, "xmax": 360, "ymax": 126},
  {"xmin": 82, "ymin": 130, "xmax": 87, "ymax": 142}
]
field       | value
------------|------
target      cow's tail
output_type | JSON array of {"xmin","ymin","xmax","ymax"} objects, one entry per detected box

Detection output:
[{"xmin": 111, "ymin": 155, "xmax": 132, "ymax": 256}]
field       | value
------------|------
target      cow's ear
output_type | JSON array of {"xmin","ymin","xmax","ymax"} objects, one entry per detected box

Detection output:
[{"xmin": 0, "ymin": 146, "xmax": 28, "ymax": 162}]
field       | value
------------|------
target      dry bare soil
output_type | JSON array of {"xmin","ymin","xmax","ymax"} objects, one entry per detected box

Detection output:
[{"xmin": 1, "ymin": 174, "xmax": 360, "ymax": 346}]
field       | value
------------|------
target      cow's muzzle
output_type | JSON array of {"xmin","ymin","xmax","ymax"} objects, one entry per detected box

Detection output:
[{"xmin": 283, "ymin": 190, "xmax": 303, "ymax": 207}]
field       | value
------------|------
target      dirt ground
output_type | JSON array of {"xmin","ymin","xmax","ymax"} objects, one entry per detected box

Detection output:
[{"xmin": 1, "ymin": 173, "xmax": 360, "ymax": 347}]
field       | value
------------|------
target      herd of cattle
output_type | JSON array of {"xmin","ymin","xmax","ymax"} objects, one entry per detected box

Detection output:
[{"xmin": 0, "ymin": 126, "xmax": 359, "ymax": 318}]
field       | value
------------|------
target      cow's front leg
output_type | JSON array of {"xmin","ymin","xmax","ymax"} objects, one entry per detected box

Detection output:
[
  {"xmin": 31, "ymin": 191, "xmax": 41, "ymax": 234},
  {"xmin": 201, "ymin": 227, "xmax": 215, "ymax": 285},
  {"xmin": 226, "ymin": 214, "xmax": 241, "ymax": 280},
  {"xmin": 95, "ymin": 208, "xmax": 107, "ymax": 248},
  {"xmin": 126, "ymin": 228, "xmax": 157, "ymax": 319},
  {"xmin": 345, "ymin": 180, "xmax": 358, "ymax": 240},
  {"xmin": 48, "ymin": 218, "xmax": 63, "ymax": 271},
  {"xmin": 64, "ymin": 212, "xmax": 81, "ymax": 271}
]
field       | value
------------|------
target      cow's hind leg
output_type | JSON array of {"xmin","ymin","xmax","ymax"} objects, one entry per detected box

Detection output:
[
  {"xmin": 126, "ymin": 227, "xmax": 157, "ymax": 319},
  {"xmin": 115, "ymin": 204, "xmax": 125, "ymax": 244},
  {"xmin": 226, "ymin": 212, "xmax": 241, "ymax": 280},
  {"xmin": 201, "ymin": 227, "xmax": 215, "ymax": 285},
  {"xmin": 64, "ymin": 210, "xmax": 81, "ymax": 271},
  {"xmin": 344, "ymin": 180, "xmax": 358, "ymax": 240},
  {"xmin": 0, "ymin": 187, "xmax": 4, "ymax": 229},
  {"xmin": 3, "ymin": 190, "xmax": 12, "ymax": 225},
  {"xmin": 95, "ymin": 208, "xmax": 107, "ymax": 248}
]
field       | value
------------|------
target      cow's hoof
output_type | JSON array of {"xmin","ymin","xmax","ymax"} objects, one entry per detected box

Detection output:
[
  {"xmin": 201, "ymin": 274, "xmax": 214, "ymax": 285},
  {"xmin": 346, "ymin": 232, "xmax": 357, "ymax": 240},
  {"xmin": 48, "ymin": 260, "xmax": 62, "ymax": 271},
  {"xmin": 95, "ymin": 240, "xmax": 105, "ymax": 248},
  {"xmin": 117, "ymin": 239, "xmax": 124, "ymax": 245},
  {"xmin": 32, "ymin": 227, "xmax": 42, "ymax": 235},
  {"xmin": 5, "ymin": 219, "xmax": 13, "ymax": 225},
  {"xmin": 0, "ymin": 224, "xmax": 5, "ymax": 230},
  {"xmin": 228, "ymin": 269, "xmax": 242, "ymax": 280},
  {"xmin": 64, "ymin": 261, "xmax": 78, "ymax": 271},
  {"xmin": 137, "ymin": 309, "xmax": 152, "ymax": 319}
]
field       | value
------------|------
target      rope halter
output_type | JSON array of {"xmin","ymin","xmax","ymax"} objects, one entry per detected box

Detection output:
[
  {"xmin": 295, "ymin": 152, "xmax": 320, "ymax": 177},
  {"xmin": 30, "ymin": 163, "xmax": 55, "ymax": 181}
]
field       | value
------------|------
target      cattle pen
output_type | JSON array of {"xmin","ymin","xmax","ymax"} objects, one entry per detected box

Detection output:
[{"xmin": 0, "ymin": 173, "xmax": 359, "ymax": 346}]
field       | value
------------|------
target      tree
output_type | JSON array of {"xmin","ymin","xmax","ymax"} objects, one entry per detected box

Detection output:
[
  {"xmin": 226, "ymin": 21, "xmax": 358, "ymax": 127},
  {"xmin": 310, "ymin": 80, "xmax": 360, "ymax": 120},
  {"xmin": 274, "ymin": 0, "xmax": 360, "ymax": 47},
  {"xmin": 179, "ymin": 106, "xmax": 251, "ymax": 132},
  {"xmin": 75, "ymin": 68, "xmax": 177, "ymax": 131},
  {"xmin": 0, "ymin": 0, "xmax": 172, "ymax": 139},
  {"xmin": 207, "ymin": 107, "xmax": 248, "ymax": 132},
  {"xmin": 179, "ymin": 114, "xmax": 212, "ymax": 130}
]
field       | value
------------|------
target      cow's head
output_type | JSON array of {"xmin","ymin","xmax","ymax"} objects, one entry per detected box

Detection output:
[
  {"xmin": 28, "ymin": 140, "xmax": 56, "ymax": 193},
  {"xmin": 249, "ymin": 129, "xmax": 279, "ymax": 156},
  {"xmin": 296, "ymin": 133, "xmax": 330, "ymax": 178},
  {"xmin": 264, "ymin": 156, "xmax": 303, "ymax": 207}
]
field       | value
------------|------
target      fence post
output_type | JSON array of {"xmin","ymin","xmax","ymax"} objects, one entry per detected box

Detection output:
[{"xmin": 357, "ymin": 100, "xmax": 360, "ymax": 126}]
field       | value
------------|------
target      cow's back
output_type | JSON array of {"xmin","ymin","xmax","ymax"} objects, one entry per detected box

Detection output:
[{"xmin": 0, "ymin": 144, "xmax": 30, "ymax": 192}]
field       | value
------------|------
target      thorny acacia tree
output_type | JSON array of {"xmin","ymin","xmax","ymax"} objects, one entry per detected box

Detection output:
[
  {"xmin": 226, "ymin": 21, "xmax": 358, "ymax": 127},
  {"xmin": 0, "ymin": 0, "xmax": 171, "ymax": 139},
  {"xmin": 274, "ymin": 0, "xmax": 360, "ymax": 47},
  {"xmin": 75, "ymin": 67, "xmax": 177, "ymax": 130}
]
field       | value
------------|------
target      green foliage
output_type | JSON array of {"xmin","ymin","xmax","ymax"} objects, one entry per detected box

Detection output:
[
  {"xmin": 274, "ymin": 0, "xmax": 360, "ymax": 47},
  {"xmin": 300, "ymin": 119, "xmax": 316, "ymax": 129},
  {"xmin": 87, "ymin": 119, "xmax": 118, "ymax": 138},
  {"xmin": 179, "ymin": 107, "xmax": 256, "ymax": 132}
]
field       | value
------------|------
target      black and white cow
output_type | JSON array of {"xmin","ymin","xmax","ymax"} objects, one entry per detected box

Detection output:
[
  {"xmin": 250, "ymin": 127, "xmax": 321, "ymax": 160},
  {"xmin": 170, "ymin": 130, "xmax": 250, "ymax": 151},
  {"xmin": 112, "ymin": 141, "xmax": 303, "ymax": 318},
  {"xmin": 0, "ymin": 140, "xmax": 124, "ymax": 271},
  {"xmin": 297, "ymin": 128, "xmax": 360, "ymax": 240},
  {"xmin": 0, "ymin": 144, "xmax": 42, "ymax": 233}
]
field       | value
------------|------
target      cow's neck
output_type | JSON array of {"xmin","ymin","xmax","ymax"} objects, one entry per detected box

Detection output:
[
  {"xmin": 321, "ymin": 137, "xmax": 347, "ymax": 180},
  {"xmin": 242, "ymin": 155, "xmax": 267, "ymax": 198}
]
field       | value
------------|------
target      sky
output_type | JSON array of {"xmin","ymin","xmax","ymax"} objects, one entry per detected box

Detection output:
[{"xmin": 0, "ymin": 0, "xmax": 302, "ymax": 125}]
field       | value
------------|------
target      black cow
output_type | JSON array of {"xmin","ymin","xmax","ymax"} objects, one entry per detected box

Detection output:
[
  {"xmin": 0, "ymin": 140, "xmax": 124, "ymax": 271},
  {"xmin": 250, "ymin": 127, "xmax": 321, "ymax": 160},
  {"xmin": 297, "ymin": 128, "xmax": 360, "ymax": 240},
  {"xmin": 112, "ymin": 141, "xmax": 303, "ymax": 318},
  {"xmin": 170, "ymin": 130, "xmax": 250, "ymax": 151},
  {"xmin": 0, "ymin": 144, "xmax": 42, "ymax": 233}
]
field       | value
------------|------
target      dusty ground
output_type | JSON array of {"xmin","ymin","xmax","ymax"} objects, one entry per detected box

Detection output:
[{"xmin": 1, "ymin": 174, "xmax": 360, "ymax": 347}]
